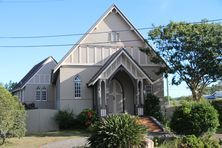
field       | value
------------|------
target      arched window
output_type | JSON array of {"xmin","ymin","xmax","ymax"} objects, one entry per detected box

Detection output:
[
  {"xmin": 41, "ymin": 87, "xmax": 47, "ymax": 101},
  {"xmin": 36, "ymin": 87, "xmax": 41, "ymax": 101},
  {"xmin": 74, "ymin": 75, "xmax": 81, "ymax": 98}
]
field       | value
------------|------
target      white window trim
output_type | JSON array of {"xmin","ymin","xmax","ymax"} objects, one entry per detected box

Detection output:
[
  {"xmin": 74, "ymin": 75, "xmax": 82, "ymax": 99},
  {"xmin": 41, "ymin": 87, "xmax": 47, "ymax": 101},
  {"xmin": 108, "ymin": 31, "xmax": 120, "ymax": 43},
  {"xmin": 35, "ymin": 86, "xmax": 48, "ymax": 101},
  {"xmin": 36, "ymin": 87, "xmax": 41, "ymax": 101}
]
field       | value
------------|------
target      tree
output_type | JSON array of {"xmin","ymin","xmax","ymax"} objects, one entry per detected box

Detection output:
[
  {"xmin": 146, "ymin": 21, "xmax": 222, "ymax": 101},
  {"xmin": 0, "ymin": 85, "xmax": 26, "ymax": 144},
  {"xmin": 203, "ymin": 82, "xmax": 222, "ymax": 95},
  {"xmin": 4, "ymin": 80, "xmax": 17, "ymax": 92}
]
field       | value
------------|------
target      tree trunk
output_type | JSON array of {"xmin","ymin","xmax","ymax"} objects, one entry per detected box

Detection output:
[{"xmin": 191, "ymin": 89, "xmax": 201, "ymax": 101}]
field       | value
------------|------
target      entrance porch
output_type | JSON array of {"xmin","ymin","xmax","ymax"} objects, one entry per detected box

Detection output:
[{"xmin": 88, "ymin": 48, "xmax": 153, "ymax": 117}]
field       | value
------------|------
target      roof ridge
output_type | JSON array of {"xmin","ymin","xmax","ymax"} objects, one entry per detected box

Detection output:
[{"xmin": 12, "ymin": 56, "xmax": 56, "ymax": 92}]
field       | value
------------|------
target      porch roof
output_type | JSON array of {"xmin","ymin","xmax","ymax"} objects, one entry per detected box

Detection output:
[{"xmin": 87, "ymin": 48, "xmax": 154, "ymax": 86}]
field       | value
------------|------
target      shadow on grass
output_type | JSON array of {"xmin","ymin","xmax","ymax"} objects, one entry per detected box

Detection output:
[
  {"xmin": 26, "ymin": 129, "xmax": 91, "ymax": 138},
  {"xmin": 216, "ymin": 127, "xmax": 222, "ymax": 134}
]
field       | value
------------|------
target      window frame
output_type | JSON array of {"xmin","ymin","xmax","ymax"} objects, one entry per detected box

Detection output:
[
  {"xmin": 144, "ymin": 84, "xmax": 152, "ymax": 95},
  {"xmin": 36, "ymin": 87, "xmax": 41, "ymax": 101},
  {"xmin": 108, "ymin": 31, "xmax": 120, "ymax": 43},
  {"xmin": 41, "ymin": 87, "xmax": 47, "ymax": 101},
  {"xmin": 74, "ymin": 75, "xmax": 81, "ymax": 99}
]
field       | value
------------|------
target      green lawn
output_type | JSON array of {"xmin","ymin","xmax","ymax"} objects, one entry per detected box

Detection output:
[{"xmin": 0, "ymin": 130, "xmax": 90, "ymax": 148}]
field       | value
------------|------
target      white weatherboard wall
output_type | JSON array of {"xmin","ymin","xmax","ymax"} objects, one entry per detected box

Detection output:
[{"xmin": 26, "ymin": 109, "xmax": 58, "ymax": 133}]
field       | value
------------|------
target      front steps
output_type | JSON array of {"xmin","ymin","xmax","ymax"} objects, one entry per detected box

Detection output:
[{"xmin": 139, "ymin": 116, "xmax": 164, "ymax": 132}]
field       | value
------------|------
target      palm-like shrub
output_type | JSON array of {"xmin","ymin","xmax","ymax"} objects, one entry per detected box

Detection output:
[{"xmin": 88, "ymin": 114, "xmax": 147, "ymax": 148}]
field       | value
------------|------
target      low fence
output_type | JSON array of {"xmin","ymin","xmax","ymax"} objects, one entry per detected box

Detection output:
[{"xmin": 26, "ymin": 109, "xmax": 59, "ymax": 133}]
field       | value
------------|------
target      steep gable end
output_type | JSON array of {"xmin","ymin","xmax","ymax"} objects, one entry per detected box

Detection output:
[
  {"xmin": 12, "ymin": 57, "xmax": 57, "ymax": 92},
  {"xmin": 54, "ymin": 4, "xmax": 151, "ymax": 73}
]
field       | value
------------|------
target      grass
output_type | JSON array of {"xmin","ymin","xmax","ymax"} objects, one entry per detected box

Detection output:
[{"xmin": 0, "ymin": 129, "xmax": 90, "ymax": 148}]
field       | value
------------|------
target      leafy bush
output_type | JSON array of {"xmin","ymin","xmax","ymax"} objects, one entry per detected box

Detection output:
[
  {"xmin": 88, "ymin": 114, "xmax": 147, "ymax": 148},
  {"xmin": 23, "ymin": 102, "xmax": 37, "ymax": 110},
  {"xmin": 179, "ymin": 135, "xmax": 204, "ymax": 148},
  {"xmin": 159, "ymin": 135, "xmax": 219, "ymax": 148},
  {"xmin": 77, "ymin": 108, "xmax": 97, "ymax": 127},
  {"xmin": 55, "ymin": 110, "xmax": 77, "ymax": 129},
  {"xmin": 211, "ymin": 100, "xmax": 222, "ymax": 127},
  {"xmin": 0, "ymin": 85, "xmax": 26, "ymax": 144},
  {"xmin": 144, "ymin": 93, "xmax": 163, "ymax": 121},
  {"xmin": 201, "ymin": 135, "xmax": 220, "ymax": 148},
  {"xmin": 170, "ymin": 100, "xmax": 219, "ymax": 136}
]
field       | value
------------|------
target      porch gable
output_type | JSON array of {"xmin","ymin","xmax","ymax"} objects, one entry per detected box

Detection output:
[{"xmin": 88, "ymin": 48, "xmax": 153, "ymax": 86}]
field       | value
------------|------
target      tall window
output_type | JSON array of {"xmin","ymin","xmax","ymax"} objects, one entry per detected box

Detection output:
[
  {"xmin": 41, "ymin": 87, "xmax": 47, "ymax": 101},
  {"xmin": 36, "ymin": 86, "xmax": 47, "ymax": 101},
  {"xmin": 74, "ymin": 75, "xmax": 81, "ymax": 98},
  {"xmin": 144, "ymin": 84, "xmax": 152, "ymax": 95},
  {"xmin": 36, "ymin": 87, "xmax": 41, "ymax": 101}
]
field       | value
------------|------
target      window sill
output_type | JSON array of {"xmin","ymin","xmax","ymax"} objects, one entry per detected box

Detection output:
[{"xmin": 74, "ymin": 97, "xmax": 82, "ymax": 99}]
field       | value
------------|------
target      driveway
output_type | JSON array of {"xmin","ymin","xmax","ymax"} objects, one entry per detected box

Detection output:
[{"xmin": 42, "ymin": 137, "xmax": 89, "ymax": 148}]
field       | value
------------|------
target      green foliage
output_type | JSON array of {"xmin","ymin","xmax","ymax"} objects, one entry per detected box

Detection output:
[
  {"xmin": 146, "ymin": 22, "xmax": 222, "ymax": 101},
  {"xmin": 159, "ymin": 135, "xmax": 219, "ymax": 148},
  {"xmin": 203, "ymin": 82, "xmax": 222, "ymax": 95},
  {"xmin": 201, "ymin": 135, "xmax": 220, "ymax": 148},
  {"xmin": 144, "ymin": 93, "xmax": 163, "ymax": 121},
  {"xmin": 170, "ymin": 100, "xmax": 219, "ymax": 136},
  {"xmin": 211, "ymin": 100, "xmax": 222, "ymax": 127},
  {"xmin": 4, "ymin": 80, "xmax": 17, "ymax": 92},
  {"xmin": 180, "ymin": 135, "xmax": 204, "ymax": 148},
  {"xmin": 159, "ymin": 138, "xmax": 181, "ymax": 148},
  {"xmin": 88, "ymin": 114, "xmax": 147, "ymax": 148},
  {"xmin": 175, "ymin": 96, "xmax": 193, "ymax": 101},
  {"xmin": 55, "ymin": 110, "xmax": 77, "ymax": 130},
  {"xmin": 22, "ymin": 102, "xmax": 37, "ymax": 110},
  {"xmin": 0, "ymin": 85, "xmax": 26, "ymax": 144},
  {"xmin": 77, "ymin": 108, "xmax": 97, "ymax": 127}
]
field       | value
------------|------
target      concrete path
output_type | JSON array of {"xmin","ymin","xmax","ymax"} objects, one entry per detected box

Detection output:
[{"xmin": 42, "ymin": 137, "xmax": 89, "ymax": 148}]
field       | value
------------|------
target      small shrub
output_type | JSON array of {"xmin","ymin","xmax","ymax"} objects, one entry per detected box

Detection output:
[
  {"xmin": 23, "ymin": 102, "xmax": 37, "ymax": 110},
  {"xmin": 179, "ymin": 135, "xmax": 204, "ymax": 148},
  {"xmin": 144, "ymin": 93, "xmax": 163, "ymax": 121},
  {"xmin": 55, "ymin": 110, "xmax": 76, "ymax": 129},
  {"xmin": 88, "ymin": 114, "xmax": 147, "ymax": 148},
  {"xmin": 201, "ymin": 135, "xmax": 220, "ymax": 148},
  {"xmin": 159, "ymin": 138, "xmax": 181, "ymax": 148},
  {"xmin": 170, "ymin": 100, "xmax": 219, "ymax": 136},
  {"xmin": 77, "ymin": 108, "xmax": 97, "ymax": 127},
  {"xmin": 159, "ymin": 135, "xmax": 220, "ymax": 148},
  {"xmin": 211, "ymin": 100, "xmax": 222, "ymax": 127}
]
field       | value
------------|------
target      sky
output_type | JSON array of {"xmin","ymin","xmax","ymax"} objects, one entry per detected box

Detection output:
[{"xmin": 0, "ymin": 0, "xmax": 221, "ymax": 98}]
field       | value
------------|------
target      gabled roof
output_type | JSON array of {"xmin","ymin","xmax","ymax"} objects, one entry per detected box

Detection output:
[
  {"xmin": 53, "ymin": 4, "xmax": 151, "ymax": 73},
  {"xmin": 12, "ymin": 56, "xmax": 57, "ymax": 92},
  {"xmin": 87, "ymin": 48, "xmax": 154, "ymax": 86}
]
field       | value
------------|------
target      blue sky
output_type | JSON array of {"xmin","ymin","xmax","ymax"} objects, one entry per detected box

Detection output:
[{"xmin": 0, "ymin": 0, "xmax": 221, "ymax": 98}]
